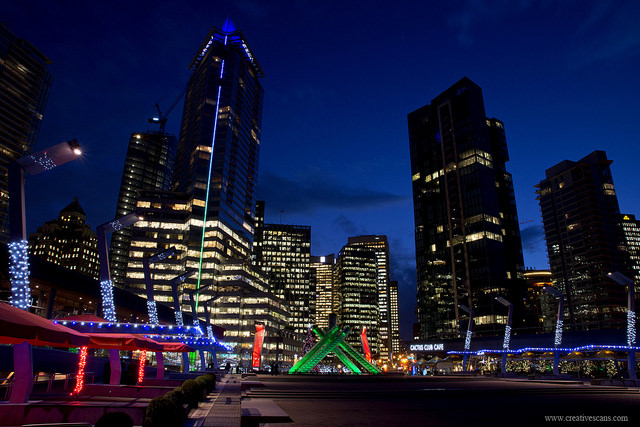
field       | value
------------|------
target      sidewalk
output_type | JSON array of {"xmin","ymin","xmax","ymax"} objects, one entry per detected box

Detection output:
[{"xmin": 188, "ymin": 374, "xmax": 242, "ymax": 427}]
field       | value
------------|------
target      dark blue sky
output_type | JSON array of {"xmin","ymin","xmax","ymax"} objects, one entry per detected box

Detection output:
[{"xmin": 5, "ymin": 1, "xmax": 640, "ymax": 340}]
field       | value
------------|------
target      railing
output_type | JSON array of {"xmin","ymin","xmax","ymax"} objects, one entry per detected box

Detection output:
[{"xmin": 1, "ymin": 372, "xmax": 95, "ymax": 399}]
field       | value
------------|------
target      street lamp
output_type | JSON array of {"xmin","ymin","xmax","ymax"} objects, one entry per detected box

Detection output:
[
  {"xmin": 170, "ymin": 270, "xmax": 197, "ymax": 327},
  {"xmin": 608, "ymin": 272, "xmax": 637, "ymax": 381},
  {"xmin": 495, "ymin": 296, "xmax": 513, "ymax": 375},
  {"xmin": 8, "ymin": 139, "xmax": 82, "ymax": 310},
  {"xmin": 458, "ymin": 304, "xmax": 474, "ymax": 372},
  {"xmin": 544, "ymin": 285, "xmax": 564, "ymax": 376},
  {"xmin": 96, "ymin": 211, "xmax": 143, "ymax": 322}
]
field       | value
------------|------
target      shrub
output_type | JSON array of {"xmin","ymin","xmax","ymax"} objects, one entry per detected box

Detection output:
[
  {"xmin": 143, "ymin": 396, "xmax": 181, "ymax": 427},
  {"xmin": 181, "ymin": 379, "xmax": 204, "ymax": 408},
  {"xmin": 195, "ymin": 376, "xmax": 208, "ymax": 393},
  {"xmin": 164, "ymin": 387, "xmax": 187, "ymax": 420},
  {"xmin": 202, "ymin": 373, "xmax": 216, "ymax": 391}
]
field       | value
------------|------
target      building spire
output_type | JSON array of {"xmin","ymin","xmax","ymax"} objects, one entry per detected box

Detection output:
[{"xmin": 222, "ymin": 17, "xmax": 236, "ymax": 34}]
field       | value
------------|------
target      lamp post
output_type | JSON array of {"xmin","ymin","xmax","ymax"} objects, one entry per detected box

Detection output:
[
  {"xmin": 169, "ymin": 270, "xmax": 197, "ymax": 373},
  {"xmin": 170, "ymin": 270, "xmax": 197, "ymax": 327},
  {"xmin": 496, "ymin": 296, "xmax": 513, "ymax": 375},
  {"xmin": 8, "ymin": 139, "xmax": 82, "ymax": 310},
  {"xmin": 608, "ymin": 272, "xmax": 637, "ymax": 381},
  {"xmin": 188, "ymin": 284, "xmax": 216, "ymax": 371},
  {"xmin": 544, "ymin": 285, "xmax": 564, "ymax": 376},
  {"xmin": 458, "ymin": 304, "xmax": 474, "ymax": 372},
  {"xmin": 96, "ymin": 211, "xmax": 142, "ymax": 322},
  {"xmin": 143, "ymin": 247, "xmax": 177, "ymax": 325},
  {"xmin": 7, "ymin": 140, "xmax": 81, "ymax": 402},
  {"xmin": 142, "ymin": 247, "xmax": 177, "ymax": 378}
]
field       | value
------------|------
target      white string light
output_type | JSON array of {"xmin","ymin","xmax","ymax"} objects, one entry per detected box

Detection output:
[
  {"xmin": 628, "ymin": 310, "xmax": 636, "ymax": 345},
  {"xmin": 503, "ymin": 325, "xmax": 511, "ymax": 349},
  {"xmin": 464, "ymin": 330, "xmax": 472, "ymax": 350},
  {"xmin": 174, "ymin": 310, "xmax": 184, "ymax": 327},
  {"xmin": 100, "ymin": 279, "xmax": 117, "ymax": 322},
  {"xmin": 9, "ymin": 240, "xmax": 31, "ymax": 310},
  {"xmin": 147, "ymin": 300, "xmax": 159, "ymax": 325},
  {"xmin": 554, "ymin": 319, "xmax": 563, "ymax": 346}
]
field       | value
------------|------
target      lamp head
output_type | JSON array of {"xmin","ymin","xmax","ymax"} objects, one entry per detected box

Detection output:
[{"xmin": 608, "ymin": 272, "xmax": 634, "ymax": 286}]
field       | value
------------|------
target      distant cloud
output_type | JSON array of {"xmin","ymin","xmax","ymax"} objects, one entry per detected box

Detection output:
[
  {"xmin": 568, "ymin": 2, "xmax": 640, "ymax": 69},
  {"xmin": 448, "ymin": 0, "xmax": 538, "ymax": 47},
  {"xmin": 256, "ymin": 169, "xmax": 408, "ymax": 214},
  {"xmin": 333, "ymin": 214, "xmax": 359, "ymax": 235},
  {"xmin": 520, "ymin": 223, "xmax": 545, "ymax": 252}
]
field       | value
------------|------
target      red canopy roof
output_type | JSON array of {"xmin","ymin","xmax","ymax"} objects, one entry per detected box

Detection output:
[
  {"xmin": 159, "ymin": 341, "xmax": 195, "ymax": 353},
  {"xmin": 84, "ymin": 333, "xmax": 163, "ymax": 351},
  {"xmin": 56, "ymin": 315, "xmax": 193, "ymax": 352},
  {"xmin": 0, "ymin": 302, "xmax": 90, "ymax": 348}
]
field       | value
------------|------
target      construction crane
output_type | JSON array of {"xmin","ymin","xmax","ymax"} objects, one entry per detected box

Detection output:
[{"xmin": 148, "ymin": 88, "xmax": 186, "ymax": 133}]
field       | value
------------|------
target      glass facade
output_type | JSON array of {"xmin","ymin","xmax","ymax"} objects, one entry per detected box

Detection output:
[
  {"xmin": 0, "ymin": 24, "xmax": 52, "ymax": 242},
  {"xmin": 253, "ymin": 201, "xmax": 311, "ymax": 335},
  {"xmin": 408, "ymin": 77, "xmax": 525, "ymax": 340},
  {"xmin": 389, "ymin": 280, "xmax": 401, "ymax": 354},
  {"xmin": 620, "ymin": 214, "xmax": 640, "ymax": 286},
  {"xmin": 334, "ymin": 243, "xmax": 380, "ymax": 355},
  {"xmin": 347, "ymin": 235, "xmax": 392, "ymax": 360},
  {"xmin": 536, "ymin": 151, "xmax": 631, "ymax": 330},
  {"xmin": 110, "ymin": 131, "xmax": 177, "ymax": 288},
  {"xmin": 311, "ymin": 254, "xmax": 335, "ymax": 330}
]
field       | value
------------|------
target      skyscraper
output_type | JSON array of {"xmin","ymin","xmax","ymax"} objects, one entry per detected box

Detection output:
[
  {"xmin": 253, "ymin": 201, "xmax": 311, "ymax": 335},
  {"xmin": 347, "ymin": 235, "xmax": 392, "ymax": 361},
  {"xmin": 311, "ymin": 254, "xmax": 335, "ymax": 330},
  {"xmin": 125, "ymin": 20, "xmax": 268, "ymax": 363},
  {"xmin": 408, "ymin": 77, "xmax": 525, "ymax": 340},
  {"xmin": 334, "ymin": 241, "xmax": 379, "ymax": 355},
  {"xmin": 28, "ymin": 197, "xmax": 99, "ymax": 279},
  {"xmin": 536, "ymin": 151, "xmax": 631, "ymax": 330},
  {"xmin": 174, "ymin": 18, "xmax": 263, "ymax": 249},
  {"xmin": 0, "ymin": 24, "xmax": 52, "ymax": 242},
  {"xmin": 389, "ymin": 280, "xmax": 401, "ymax": 355},
  {"xmin": 620, "ymin": 214, "xmax": 640, "ymax": 284},
  {"xmin": 110, "ymin": 131, "xmax": 177, "ymax": 288}
]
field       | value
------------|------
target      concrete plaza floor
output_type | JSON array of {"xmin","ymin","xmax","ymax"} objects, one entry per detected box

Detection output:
[{"xmin": 192, "ymin": 373, "xmax": 640, "ymax": 427}]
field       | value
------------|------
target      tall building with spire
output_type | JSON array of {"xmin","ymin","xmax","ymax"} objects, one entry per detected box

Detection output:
[
  {"xmin": 124, "ymin": 20, "xmax": 279, "ymax": 365},
  {"xmin": 408, "ymin": 77, "xmax": 525, "ymax": 340},
  {"xmin": 0, "ymin": 24, "xmax": 52, "ymax": 242}
]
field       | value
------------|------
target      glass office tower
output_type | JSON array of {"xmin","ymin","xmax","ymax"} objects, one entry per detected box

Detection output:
[
  {"xmin": 408, "ymin": 77, "xmax": 525, "ymax": 340},
  {"xmin": 0, "ymin": 24, "xmax": 52, "ymax": 242}
]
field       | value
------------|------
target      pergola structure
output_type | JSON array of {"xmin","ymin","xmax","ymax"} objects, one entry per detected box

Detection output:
[{"xmin": 289, "ymin": 325, "xmax": 382, "ymax": 375}]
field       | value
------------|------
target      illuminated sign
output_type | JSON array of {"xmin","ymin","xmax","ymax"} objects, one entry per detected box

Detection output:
[{"xmin": 409, "ymin": 343, "xmax": 445, "ymax": 351}]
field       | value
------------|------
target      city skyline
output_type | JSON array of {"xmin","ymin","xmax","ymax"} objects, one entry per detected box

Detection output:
[{"xmin": 4, "ymin": 1, "xmax": 640, "ymax": 340}]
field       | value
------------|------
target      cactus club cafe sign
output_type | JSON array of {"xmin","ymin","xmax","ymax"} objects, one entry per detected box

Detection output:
[{"xmin": 409, "ymin": 343, "xmax": 445, "ymax": 352}]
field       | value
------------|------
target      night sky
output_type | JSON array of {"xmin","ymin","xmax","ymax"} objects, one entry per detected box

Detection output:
[{"xmin": 4, "ymin": 1, "xmax": 640, "ymax": 341}]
